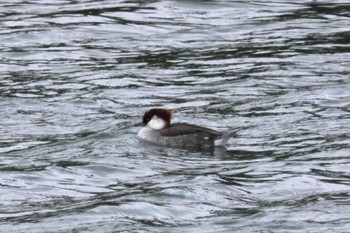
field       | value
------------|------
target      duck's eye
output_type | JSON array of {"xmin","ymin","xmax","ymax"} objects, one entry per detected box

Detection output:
[{"xmin": 143, "ymin": 116, "xmax": 151, "ymax": 125}]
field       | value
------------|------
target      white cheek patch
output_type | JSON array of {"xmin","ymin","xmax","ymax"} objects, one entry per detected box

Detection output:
[{"xmin": 147, "ymin": 115, "xmax": 166, "ymax": 130}]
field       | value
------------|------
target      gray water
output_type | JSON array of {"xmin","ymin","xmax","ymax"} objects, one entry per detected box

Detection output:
[{"xmin": 1, "ymin": 0, "xmax": 350, "ymax": 232}]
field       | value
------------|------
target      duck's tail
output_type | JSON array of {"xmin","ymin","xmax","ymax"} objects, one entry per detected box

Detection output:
[{"xmin": 215, "ymin": 127, "xmax": 242, "ymax": 146}]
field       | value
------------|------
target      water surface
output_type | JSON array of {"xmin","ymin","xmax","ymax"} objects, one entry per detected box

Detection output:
[{"xmin": 1, "ymin": 0, "xmax": 350, "ymax": 232}]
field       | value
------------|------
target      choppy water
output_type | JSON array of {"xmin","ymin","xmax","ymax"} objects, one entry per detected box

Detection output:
[{"xmin": 1, "ymin": 0, "xmax": 350, "ymax": 232}]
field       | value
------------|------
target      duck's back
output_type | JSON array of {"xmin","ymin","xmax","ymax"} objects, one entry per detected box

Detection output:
[{"xmin": 138, "ymin": 123, "xmax": 222, "ymax": 150}]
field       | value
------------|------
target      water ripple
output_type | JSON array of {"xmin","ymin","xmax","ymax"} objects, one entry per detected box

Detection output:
[{"xmin": 1, "ymin": 0, "xmax": 350, "ymax": 232}]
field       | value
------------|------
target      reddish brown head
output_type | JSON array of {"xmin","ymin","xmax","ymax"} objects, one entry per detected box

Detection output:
[{"xmin": 143, "ymin": 108, "xmax": 172, "ymax": 128}]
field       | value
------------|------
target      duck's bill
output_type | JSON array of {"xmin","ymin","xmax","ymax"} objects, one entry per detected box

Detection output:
[{"xmin": 134, "ymin": 122, "xmax": 144, "ymax": 127}]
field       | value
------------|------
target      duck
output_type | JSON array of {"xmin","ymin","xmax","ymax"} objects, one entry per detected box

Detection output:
[{"xmin": 136, "ymin": 108, "xmax": 240, "ymax": 150}]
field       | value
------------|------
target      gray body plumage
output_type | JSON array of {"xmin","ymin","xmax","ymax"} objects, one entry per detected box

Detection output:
[{"xmin": 137, "ymin": 123, "xmax": 238, "ymax": 151}]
